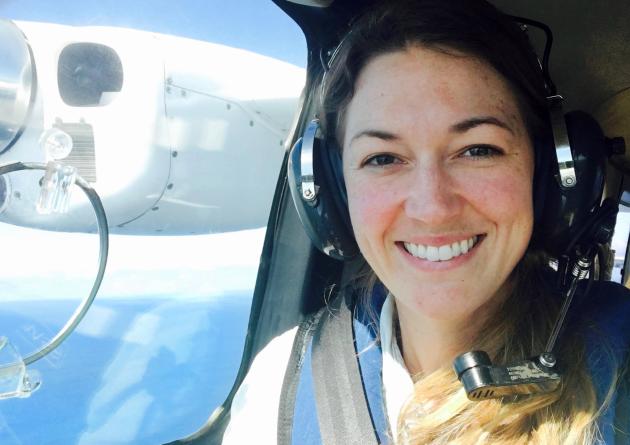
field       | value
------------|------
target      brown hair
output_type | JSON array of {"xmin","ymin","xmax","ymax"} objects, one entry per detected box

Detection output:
[{"xmin": 320, "ymin": 0, "xmax": 549, "ymax": 151}]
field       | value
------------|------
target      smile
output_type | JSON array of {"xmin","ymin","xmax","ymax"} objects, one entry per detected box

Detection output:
[{"xmin": 403, "ymin": 235, "xmax": 481, "ymax": 262}]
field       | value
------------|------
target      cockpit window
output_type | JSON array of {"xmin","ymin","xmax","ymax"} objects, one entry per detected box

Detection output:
[
  {"xmin": 0, "ymin": 1, "xmax": 305, "ymax": 443},
  {"xmin": 614, "ymin": 199, "xmax": 630, "ymax": 285}
]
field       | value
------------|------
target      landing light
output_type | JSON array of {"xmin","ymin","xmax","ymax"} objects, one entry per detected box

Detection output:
[
  {"xmin": 39, "ymin": 127, "xmax": 73, "ymax": 161},
  {"xmin": 36, "ymin": 128, "xmax": 76, "ymax": 215}
]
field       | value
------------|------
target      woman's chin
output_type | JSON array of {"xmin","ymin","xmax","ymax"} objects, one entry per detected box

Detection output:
[{"xmin": 393, "ymin": 281, "xmax": 505, "ymax": 327}]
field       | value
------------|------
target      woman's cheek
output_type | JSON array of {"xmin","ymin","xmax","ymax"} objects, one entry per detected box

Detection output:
[
  {"xmin": 464, "ymin": 169, "xmax": 534, "ymax": 232},
  {"xmin": 473, "ymin": 174, "xmax": 524, "ymax": 205},
  {"xmin": 347, "ymin": 179, "xmax": 396, "ymax": 239}
]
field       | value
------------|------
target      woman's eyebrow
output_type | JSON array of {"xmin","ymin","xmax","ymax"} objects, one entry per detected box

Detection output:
[
  {"xmin": 349, "ymin": 117, "xmax": 513, "ymax": 146},
  {"xmin": 350, "ymin": 129, "xmax": 400, "ymax": 145},
  {"xmin": 449, "ymin": 116, "xmax": 514, "ymax": 135}
]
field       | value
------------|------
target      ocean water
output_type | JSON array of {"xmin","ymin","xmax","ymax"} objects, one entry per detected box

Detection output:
[{"xmin": 0, "ymin": 294, "xmax": 252, "ymax": 445}]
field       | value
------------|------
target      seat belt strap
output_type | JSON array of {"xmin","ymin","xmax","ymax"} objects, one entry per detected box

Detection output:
[
  {"xmin": 311, "ymin": 293, "xmax": 380, "ymax": 445},
  {"xmin": 278, "ymin": 311, "xmax": 323, "ymax": 445}
]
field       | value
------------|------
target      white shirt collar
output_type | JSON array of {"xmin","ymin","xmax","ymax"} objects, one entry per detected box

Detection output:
[{"xmin": 379, "ymin": 293, "xmax": 414, "ymax": 440}]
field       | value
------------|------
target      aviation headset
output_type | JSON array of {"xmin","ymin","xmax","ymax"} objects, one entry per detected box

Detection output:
[{"xmin": 288, "ymin": 11, "xmax": 618, "ymax": 262}]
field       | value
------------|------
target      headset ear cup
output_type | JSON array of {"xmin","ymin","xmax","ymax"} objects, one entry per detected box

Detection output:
[
  {"xmin": 532, "ymin": 134, "xmax": 553, "ymax": 227},
  {"xmin": 287, "ymin": 121, "xmax": 359, "ymax": 260},
  {"xmin": 535, "ymin": 111, "xmax": 607, "ymax": 256},
  {"xmin": 322, "ymin": 142, "xmax": 353, "ymax": 231}
]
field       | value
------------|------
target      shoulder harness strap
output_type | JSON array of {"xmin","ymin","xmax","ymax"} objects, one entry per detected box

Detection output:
[
  {"xmin": 311, "ymin": 292, "xmax": 380, "ymax": 445},
  {"xmin": 278, "ymin": 291, "xmax": 381, "ymax": 445}
]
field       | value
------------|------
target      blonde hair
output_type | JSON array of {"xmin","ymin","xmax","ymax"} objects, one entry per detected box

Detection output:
[{"xmin": 393, "ymin": 252, "xmax": 617, "ymax": 445}]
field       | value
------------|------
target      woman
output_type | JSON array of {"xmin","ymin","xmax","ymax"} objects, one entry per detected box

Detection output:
[{"xmin": 223, "ymin": 1, "xmax": 630, "ymax": 444}]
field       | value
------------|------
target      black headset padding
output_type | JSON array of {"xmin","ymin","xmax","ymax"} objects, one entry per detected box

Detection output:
[
  {"xmin": 322, "ymin": 137, "xmax": 352, "ymax": 228},
  {"xmin": 535, "ymin": 110, "xmax": 607, "ymax": 256},
  {"xmin": 288, "ymin": 129, "xmax": 359, "ymax": 260}
]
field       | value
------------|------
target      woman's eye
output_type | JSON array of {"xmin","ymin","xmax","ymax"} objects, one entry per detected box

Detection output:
[
  {"xmin": 461, "ymin": 145, "xmax": 503, "ymax": 158},
  {"xmin": 364, "ymin": 154, "xmax": 399, "ymax": 167}
]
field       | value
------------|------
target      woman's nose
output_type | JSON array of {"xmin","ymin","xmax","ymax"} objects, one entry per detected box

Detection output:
[{"xmin": 403, "ymin": 164, "xmax": 463, "ymax": 224}]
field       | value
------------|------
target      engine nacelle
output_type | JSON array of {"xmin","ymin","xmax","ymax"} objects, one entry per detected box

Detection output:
[{"xmin": 0, "ymin": 19, "xmax": 304, "ymax": 234}]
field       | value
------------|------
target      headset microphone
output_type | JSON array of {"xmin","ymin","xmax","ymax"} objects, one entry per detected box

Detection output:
[
  {"xmin": 454, "ymin": 199, "xmax": 621, "ymax": 401},
  {"xmin": 453, "ymin": 351, "xmax": 561, "ymax": 400},
  {"xmin": 454, "ymin": 258, "xmax": 588, "ymax": 401}
]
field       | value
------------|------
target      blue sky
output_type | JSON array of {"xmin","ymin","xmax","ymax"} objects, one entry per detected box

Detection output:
[{"xmin": 0, "ymin": 0, "xmax": 307, "ymax": 67}]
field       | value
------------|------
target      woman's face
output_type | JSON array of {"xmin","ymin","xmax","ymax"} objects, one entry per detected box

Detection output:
[{"xmin": 342, "ymin": 46, "xmax": 535, "ymax": 323}]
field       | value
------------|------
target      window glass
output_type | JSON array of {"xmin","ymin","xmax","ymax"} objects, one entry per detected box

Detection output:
[
  {"xmin": 0, "ymin": 2, "xmax": 305, "ymax": 444},
  {"xmin": 612, "ymin": 204, "xmax": 630, "ymax": 285}
]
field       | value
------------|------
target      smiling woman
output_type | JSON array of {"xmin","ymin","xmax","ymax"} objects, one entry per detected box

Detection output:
[
  {"xmin": 223, "ymin": 1, "xmax": 630, "ymax": 444},
  {"xmin": 342, "ymin": 49, "xmax": 535, "ymax": 357},
  {"xmin": 319, "ymin": 2, "xmax": 627, "ymax": 443}
]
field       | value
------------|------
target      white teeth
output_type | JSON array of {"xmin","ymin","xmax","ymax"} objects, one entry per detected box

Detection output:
[
  {"xmin": 426, "ymin": 246, "xmax": 439, "ymax": 261},
  {"xmin": 438, "ymin": 245, "xmax": 452, "ymax": 261},
  {"xmin": 404, "ymin": 236, "xmax": 480, "ymax": 262}
]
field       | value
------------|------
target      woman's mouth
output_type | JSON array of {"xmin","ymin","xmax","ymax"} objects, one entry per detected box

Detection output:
[{"xmin": 402, "ymin": 235, "xmax": 483, "ymax": 262}]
